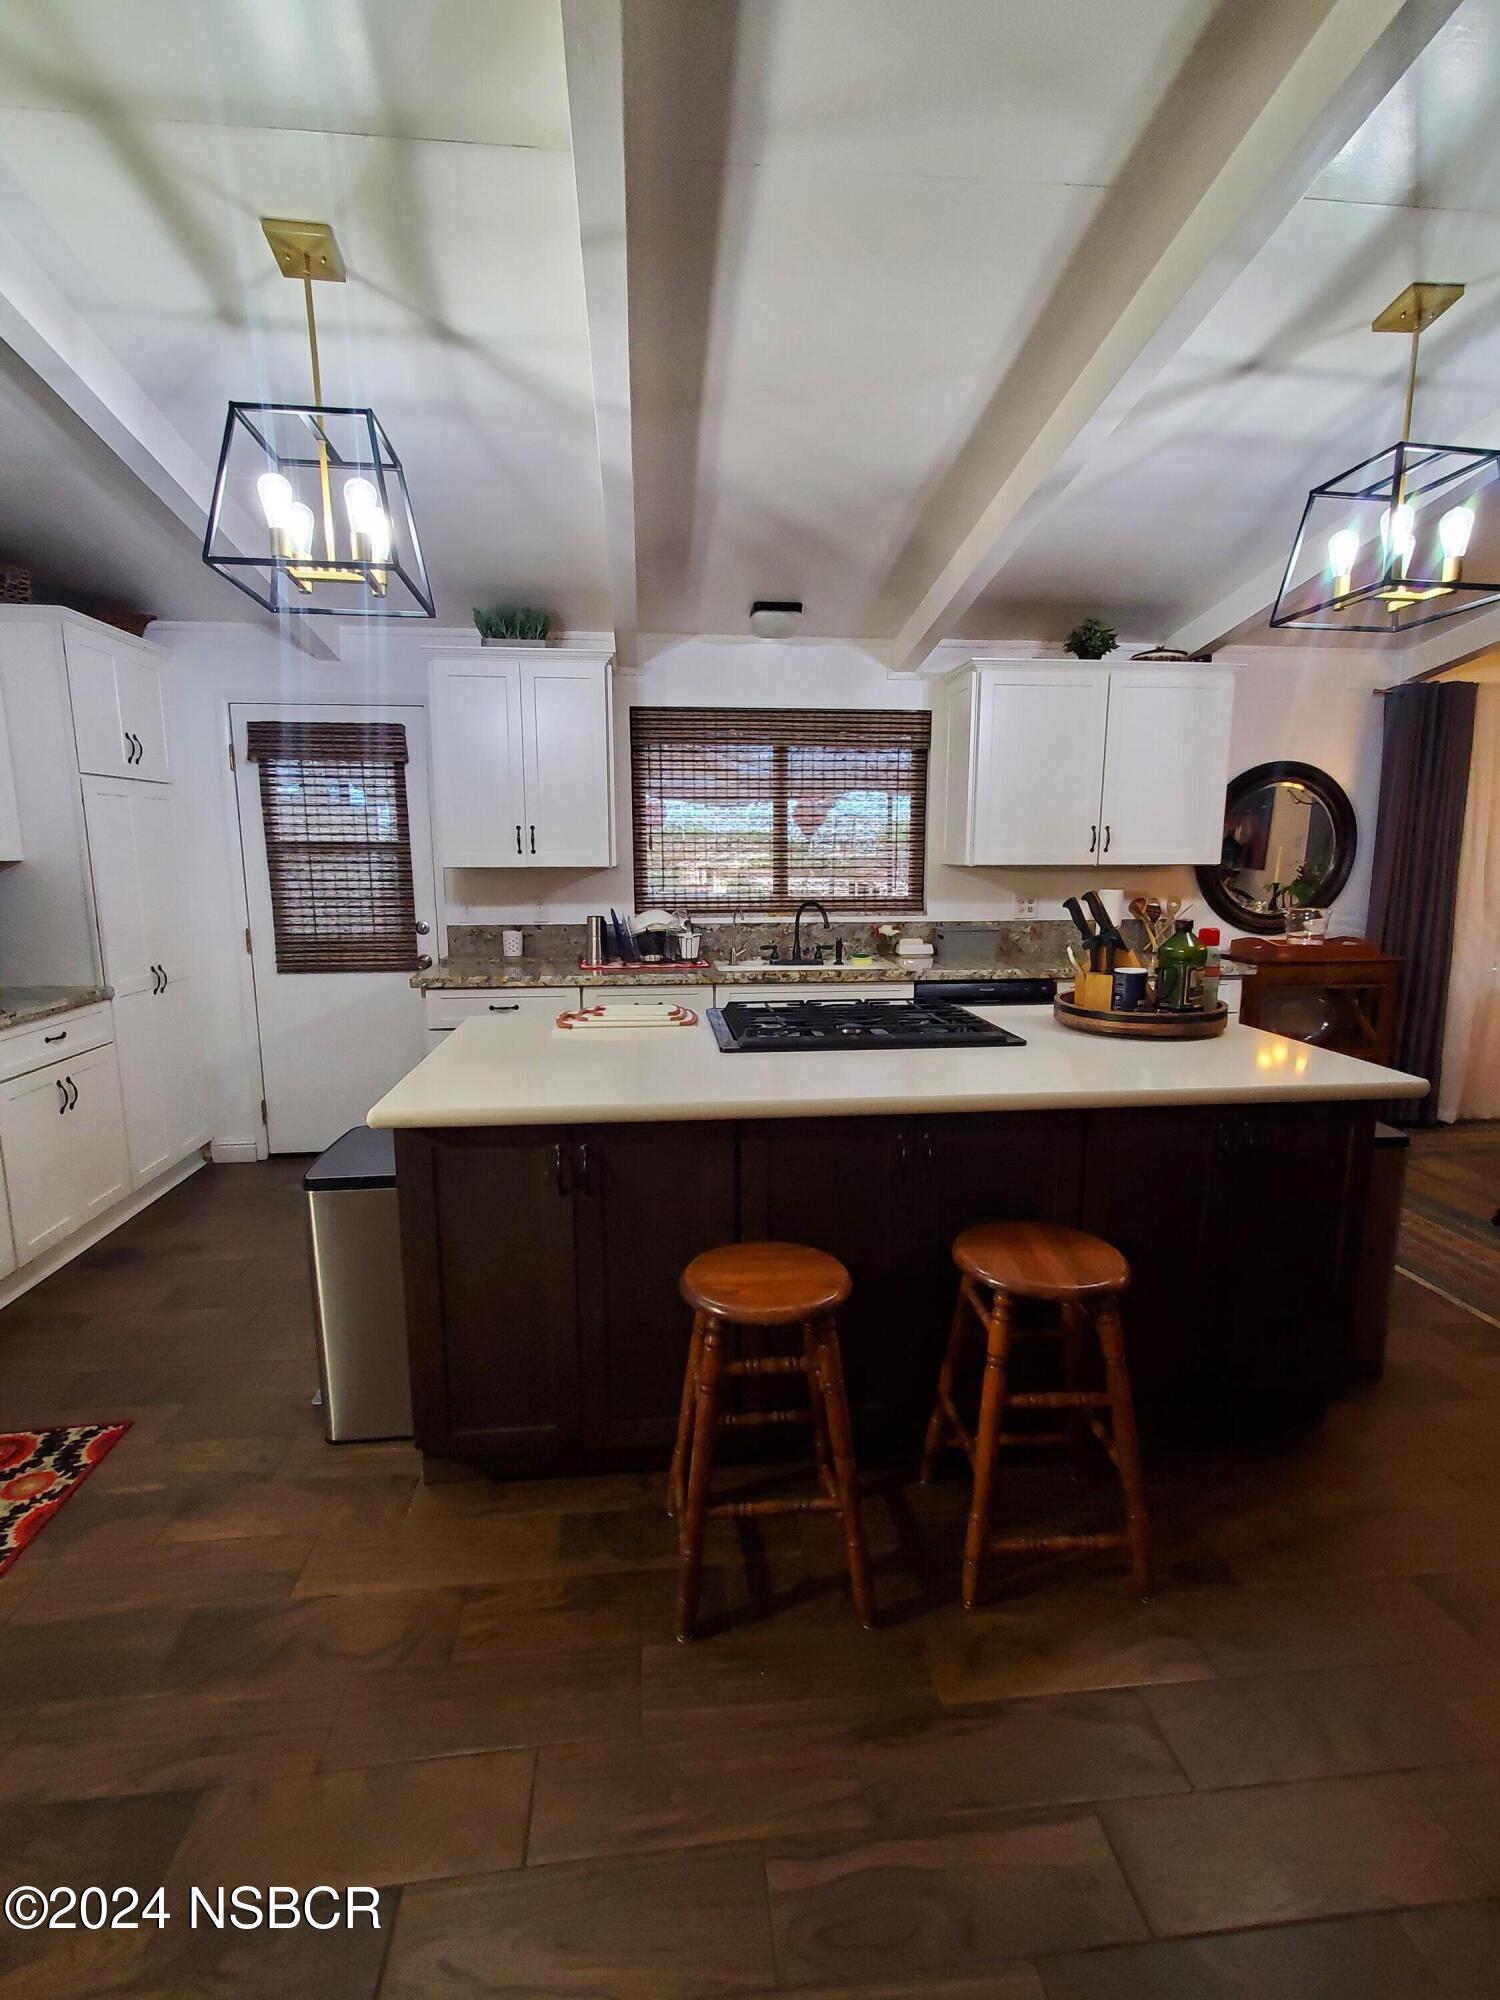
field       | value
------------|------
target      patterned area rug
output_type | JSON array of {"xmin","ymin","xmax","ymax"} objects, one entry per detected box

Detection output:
[
  {"xmin": 0, "ymin": 1424, "xmax": 131, "ymax": 1575},
  {"xmin": 1399, "ymin": 1123, "xmax": 1500, "ymax": 1326}
]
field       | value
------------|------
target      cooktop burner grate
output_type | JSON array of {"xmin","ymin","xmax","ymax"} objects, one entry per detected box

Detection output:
[{"xmin": 709, "ymin": 997, "xmax": 1027, "ymax": 1052}]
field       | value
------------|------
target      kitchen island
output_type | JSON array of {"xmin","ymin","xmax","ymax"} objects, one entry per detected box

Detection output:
[{"xmin": 369, "ymin": 1006, "xmax": 1426, "ymax": 1475}]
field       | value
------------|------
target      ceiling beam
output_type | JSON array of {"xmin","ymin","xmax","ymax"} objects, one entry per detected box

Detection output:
[
  {"xmin": 877, "ymin": 0, "xmax": 1464, "ymax": 671},
  {"xmin": 561, "ymin": 0, "xmax": 639, "ymax": 672},
  {"xmin": 0, "ymin": 172, "xmax": 334, "ymax": 659}
]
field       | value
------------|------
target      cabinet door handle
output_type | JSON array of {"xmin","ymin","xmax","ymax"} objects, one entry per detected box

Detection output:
[
  {"xmin": 123, "ymin": 730, "xmax": 134, "ymax": 764},
  {"xmin": 553, "ymin": 1142, "xmax": 571, "ymax": 1196},
  {"xmin": 130, "ymin": 731, "xmax": 142, "ymax": 765},
  {"xmin": 895, "ymin": 1129, "xmax": 909, "ymax": 1183},
  {"xmin": 515, "ymin": 824, "xmax": 523, "ymax": 854},
  {"xmin": 487, "ymin": 1003, "xmax": 520, "ymax": 1013},
  {"xmin": 57, "ymin": 1078, "xmax": 68, "ymax": 1114},
  {"xmin": 1089, "ymin": 823, "xmax": 1098, "ymax": 854},
  {"xmin": 1103, "ymin": 823, "xmax": 1111, "ymax": 854},
  {"xmin": 529, "ymin": 824, "xmax": 536, "ymax": 855},
  {"xmin": 43, "ymin": 1029, "xmax": 66, "ymax": 1043},
  {"xmin": 66, "ymin": 1076, "xmax": 78, "ymax": 1110},
  {"xmin": 578, "ymin": 1138, "xmax": 593, "ymax": 1194},
  {"xmin": 160, "ymin": 965, "xmax": 169, "ymax": 989},
  {"xmin": 921, "ymin": 1126, "xmax": 934, "ymax": 1181}
]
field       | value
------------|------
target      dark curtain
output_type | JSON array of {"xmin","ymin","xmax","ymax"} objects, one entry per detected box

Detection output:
[{"xmin": 1367, "ymin": 681, "xmax": 1477, "ymax": 1125}]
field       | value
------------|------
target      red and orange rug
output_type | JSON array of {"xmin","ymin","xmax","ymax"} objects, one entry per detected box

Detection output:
[{"xmin": 0, "ymin": 1424, "xmax": 130, "ymax": 1575}]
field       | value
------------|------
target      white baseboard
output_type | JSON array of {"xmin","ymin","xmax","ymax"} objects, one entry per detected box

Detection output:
[
  {"xmin": 210, "ymin": 1139, "xmax": 262, "ymax": 1164},
  {"xmin": 0, "ymin": 1151, "xmax": 208, "ymax": 1313}
]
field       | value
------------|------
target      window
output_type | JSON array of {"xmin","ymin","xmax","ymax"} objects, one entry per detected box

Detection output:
[
  {"xmin": 630, "ymin": 707, "xmax": 931, "ymax": 912},
  {"xmin": 245, "ymin": 721, "xmax": 419, "ymax": 973}
]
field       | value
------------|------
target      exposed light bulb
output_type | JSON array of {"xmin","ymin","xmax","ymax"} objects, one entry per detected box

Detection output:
[
  {"xmin": 287, "ymin": 501, "xmax": 315, "ymax": 560},
  {"xmin": 365, "ymin": 512, "xmax": 392, "ymax": 563},
  {"xmin": 257, "ymin": 471, "xmax": 295, "ymax": 530},
  {"xmin": 1327, "ymin": 527, "xmax": 1359, "ymax": 579},
  {"xmin": 343, "ymin": 477, "xmax": 381, "ymax": 530},
  {"xmin": 1381, "ymin": 502, "xmax": 1416, "ymax": 565},
  {"xmin": 1439, "ymin": 506, "xmax": 1475, "ymax": 559}
]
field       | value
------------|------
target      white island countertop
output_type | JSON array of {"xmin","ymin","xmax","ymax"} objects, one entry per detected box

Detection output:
[{"xmin": 368, "ymin": 1004, "xmax": 1427, "ymax": 1129}]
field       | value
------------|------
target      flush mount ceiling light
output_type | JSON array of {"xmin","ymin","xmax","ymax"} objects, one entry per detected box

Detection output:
[
  {"xmin": 748, "ymin": 599, "xmax": 803, "ymax": 638},
  {"xmin": 202, "ymin": 218, "xmax": 434, "ymax": 618},
  {"xmin": 1272, "ymin": 282, "xmax": 1500, "ymax": 634}
]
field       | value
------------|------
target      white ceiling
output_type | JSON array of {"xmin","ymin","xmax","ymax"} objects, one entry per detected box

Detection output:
[{"xmin": 0, "ymin": 0, "xmax": 1497, "ymax": 656}]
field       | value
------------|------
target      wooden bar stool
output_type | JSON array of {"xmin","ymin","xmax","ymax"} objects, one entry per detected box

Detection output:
[
  {"xmin": 668, "ymin": 1241, "xmax": 875, "ymax": 1642},
  {"xmin": 921, "ymin": 1220, "xmax": 1151, "ymax": 1607}
]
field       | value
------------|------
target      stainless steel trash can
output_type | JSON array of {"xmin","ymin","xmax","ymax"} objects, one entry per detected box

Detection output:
[{"xmin": 303, "ymin": 1126, "xmax": 413, "ymax": 1442}]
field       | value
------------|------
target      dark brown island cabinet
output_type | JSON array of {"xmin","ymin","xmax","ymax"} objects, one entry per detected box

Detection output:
[{"xmin": 395, "ymin": 1100, "xmax": 1376, "ymax": 1478}]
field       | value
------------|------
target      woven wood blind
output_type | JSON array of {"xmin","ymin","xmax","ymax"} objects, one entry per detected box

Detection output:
[
  {"xmin": 245, "ymin": 721, "xmax": 418, "ymax": 974},
  {"xmin": 630, "ymin": 707, "xmax": 931, "ymax": 913}
]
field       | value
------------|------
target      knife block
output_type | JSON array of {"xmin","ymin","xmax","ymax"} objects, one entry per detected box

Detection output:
[{"xmin": 1072, "ymin": 972, "xmax": 1116, "ymax": 1013}]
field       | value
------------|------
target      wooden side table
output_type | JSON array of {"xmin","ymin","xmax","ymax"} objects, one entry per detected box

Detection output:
[{"xmin": 1229, "ymin": 936, "xmax": 1403, "ymax": 1067}]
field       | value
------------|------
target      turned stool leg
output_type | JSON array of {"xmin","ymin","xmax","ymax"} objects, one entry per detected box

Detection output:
[
  {"xmin": 676, "ymin": 1318, "xmax": 726, "ymax": 1642},
  {"xmin": 1061, "ymin": 1301, "xmax": 1092, "ymax": 1476},
  {"xmin": 962, "ymin": 1289, "xmax": 1012, "ymax": 1610},
  {"xmin": 1096, "ymin": 1301, "xmax": 1152, "ymax": 1597},
  {"xmin": 803, "ymin": 1322, "xmax": 836, "ymax": 1501},
  {"xmin": 811, "ymin": 1316, "xmax": 875, "ymax": 1628},
  {"xmin": 920, "ymin": 1289, "xmax": 967, "ymax": 1483},
  {"xmin": 667, "ymin": 1310, "xmax": 706, "ymax": 1519}
]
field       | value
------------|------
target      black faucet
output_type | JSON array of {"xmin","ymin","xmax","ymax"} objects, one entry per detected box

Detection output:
[{"xmin": 792, "ymin": 900, "xmax": 832, "ymax": 965}]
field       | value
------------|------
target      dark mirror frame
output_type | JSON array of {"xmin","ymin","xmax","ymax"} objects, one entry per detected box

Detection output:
[{"xmin": 1195, "ymin": 760, "xmax": 1358, "ymax": 936}]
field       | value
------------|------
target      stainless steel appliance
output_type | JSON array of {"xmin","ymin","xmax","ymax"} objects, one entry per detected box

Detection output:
[
  {"xmin": 708, "ymin": 995, "xmax": 1029, "ymax": 1052},
  {"xmin": 303, "ymin": 1126, "xmax": 413, "ymax": 1442}
]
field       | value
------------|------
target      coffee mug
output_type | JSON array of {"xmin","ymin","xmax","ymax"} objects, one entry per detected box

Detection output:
[{"xmin": 1112, "ymin": 967, "xmax": 1148, "ymax": 1012}]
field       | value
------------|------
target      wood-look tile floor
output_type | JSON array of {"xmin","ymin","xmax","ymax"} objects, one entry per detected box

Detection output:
[{"xmin": 0, "ymin": 1140, "xmax": 1497, "ymax": 1997}]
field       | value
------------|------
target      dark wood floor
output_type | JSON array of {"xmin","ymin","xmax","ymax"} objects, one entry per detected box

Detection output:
[{"xmin": 0, "ymin": 1134, "xmax": 1498, "ymax": 1997}]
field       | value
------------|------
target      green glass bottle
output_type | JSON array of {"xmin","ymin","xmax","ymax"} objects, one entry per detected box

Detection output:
[{"xmin": 1156, "ymin": 918, "xmax": 1207, "ymax": 1012}]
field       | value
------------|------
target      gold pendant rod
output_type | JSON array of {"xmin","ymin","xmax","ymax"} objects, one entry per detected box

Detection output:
[{"xmin": 302, "ymin": 254, "xmax": 336, "ymax": 563}]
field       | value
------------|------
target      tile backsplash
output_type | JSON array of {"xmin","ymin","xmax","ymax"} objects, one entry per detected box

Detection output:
[{"xmin": 445, "ymin": 918, "xmax": 1089, "ymax": 970}]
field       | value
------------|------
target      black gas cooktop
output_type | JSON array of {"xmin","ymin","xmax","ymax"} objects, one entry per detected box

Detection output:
[{"xmin": 708, "ymin": 996, "xmax": 1028, "ymax": 1052}]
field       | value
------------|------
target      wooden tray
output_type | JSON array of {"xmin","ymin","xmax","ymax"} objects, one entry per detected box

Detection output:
[{"xmin": 1053, "ymin": 997, "xmax": 1229, "ymax": 1040}]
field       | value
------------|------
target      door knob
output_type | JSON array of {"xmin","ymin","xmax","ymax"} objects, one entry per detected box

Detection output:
[
  {"xmin": 415, "ymin": 920, "xmax": 431, "ymax": 936},
  {"xmin": 416, "ymin": 954, "xmax": 433, "ymax": 969}
]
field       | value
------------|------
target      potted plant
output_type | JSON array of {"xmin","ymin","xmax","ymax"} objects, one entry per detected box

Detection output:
[
  {"xmin": 1063, "ymin": 617, "xmax": 1118, "ymax": 660},
  {"xmin": 473, "ymin": 605, "xmax": 553, "ymax": 647}
]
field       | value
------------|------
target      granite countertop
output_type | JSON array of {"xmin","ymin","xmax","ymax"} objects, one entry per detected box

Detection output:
[
  {"xmin": 415, "ymin": 956, "xmax": 1250, "ymax": 991},
  {"xmin": 415, "ymin": 957, "xmax": 1074, "ymax": 990},
  {"xmin": 369, "ymin": 1003, "xmax": 1426, "ymax": 1129},
  {"xmin": 0, "ymin": 984, "xmax": 112, "ymax": 1030}
]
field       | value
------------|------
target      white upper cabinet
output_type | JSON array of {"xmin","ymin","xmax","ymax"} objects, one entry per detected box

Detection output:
[
  {"xmin": 429, "ymin": 651, "xmax": 614, "ymax": 869},
  {"xmin": 66, "ymin": 626, "xmax": 170, "ymax": 782},
  {"xmin": 942, "ymin": 662, "xmax": 1233, "ymax": 868},
  {"xmin": 1097, "ymin": 669, "xmax": 1235, "ymax": 865}
]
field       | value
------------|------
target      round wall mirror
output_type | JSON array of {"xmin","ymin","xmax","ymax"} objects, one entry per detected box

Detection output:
[{"xmin": 1195, "ymin": 761, "xmax": 1357, "ymax": 935}]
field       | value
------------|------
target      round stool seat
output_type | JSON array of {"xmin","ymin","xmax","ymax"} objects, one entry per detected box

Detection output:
[
  {"xmin": 681, "ymin": 1241, "xmax": 851, "ymax": 1325},
  {"xmin": 953, "ymin": 1221, "xmax": 1129, "ymax": 1300}
]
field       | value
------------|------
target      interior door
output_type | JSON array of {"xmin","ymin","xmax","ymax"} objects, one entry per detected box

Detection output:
[
  {"xmin": 234, "ymin": 704, "xmax": 439, "ymax": 1154},
  {"xmin": 521, "ymin": 659, "xmax": 612, "ymax": 866},
  {"xmin": 971, "ymin": 671, "xmax": 1109, "ymax": 864},
  {"xmin": 1098, "ymin": 672, "xmax": 1233, "ymax": 864}
]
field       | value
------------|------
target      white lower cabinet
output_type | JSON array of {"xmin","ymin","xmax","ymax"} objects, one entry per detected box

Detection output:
[{"xmin": 0, "ymin": 1043, "xmax": 130, "ymax": 1264}]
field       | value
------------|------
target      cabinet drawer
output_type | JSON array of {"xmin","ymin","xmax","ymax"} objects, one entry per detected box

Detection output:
[
  {"xmin": 0, "ymin": 1003, "xmax": 113, "ymax": 1082},
  {"xmin": 424, "ymin": 989, "xmax": 580, "ymax": 1031}
]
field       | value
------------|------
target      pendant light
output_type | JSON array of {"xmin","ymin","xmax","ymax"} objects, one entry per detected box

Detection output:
[
  {"xmin": 1271, "ymin": 282, "xmax": 1500, "ymax": 633},
  {"xmin": 203, "ymin": 218, "xmax": 434, "ymax": 618}
]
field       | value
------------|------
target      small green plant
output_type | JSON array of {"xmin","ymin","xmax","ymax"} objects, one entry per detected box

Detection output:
[
  {"xmin": 473, "ymin": 605, "xmax": 552, "ymax": 641},
  {"xmin": 1063, "ymin": 617, "xmax": 1118, "ymax": 660}
]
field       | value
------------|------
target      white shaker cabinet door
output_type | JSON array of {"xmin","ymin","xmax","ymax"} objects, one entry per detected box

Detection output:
[
  {"xmin": 520, "ymin": 658, "xmax": 613, "ymax": 867},
  {"xmin": 429, "ymin": 659, "xmax": 528, "ymax": 866},
  {"xmin": 968, "ymin": 669, "xmax": 1109, "ymax": 865},
  {"xmin": 157, "ymin": 973, "xmax": 210, "ymax": 1160},
  {"xmin": 0, "ymin": 1046, "xmax": 128, "ymax": 1262},
  {"xmin": 0, "ymin": 1149, "xmax": 14, "ymax": 1281},
  {"xmin": 113, "ymin": 650, "xmax": 171, "ymax": 782},
  {"xmin": 66, "ymin": 629, "xmax": 133, "ymax": 779},
  {"xmin": 1098, "ymin": 671, "xmax": 1234, "ymax": 866},
  {"xmin": 111, "ymin": 983, "xmax": 172, "ymax": 1188}
]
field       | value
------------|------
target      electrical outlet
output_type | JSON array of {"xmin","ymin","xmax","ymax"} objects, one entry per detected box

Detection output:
[{"xmin": 1016, "ymin": 895, "xmax": 1038, "ymax": 918}]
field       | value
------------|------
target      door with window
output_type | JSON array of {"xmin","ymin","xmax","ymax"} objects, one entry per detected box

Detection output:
[{"xmin": 233, "ymin": 706, "xmax": 439, "ymax": 1153}]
